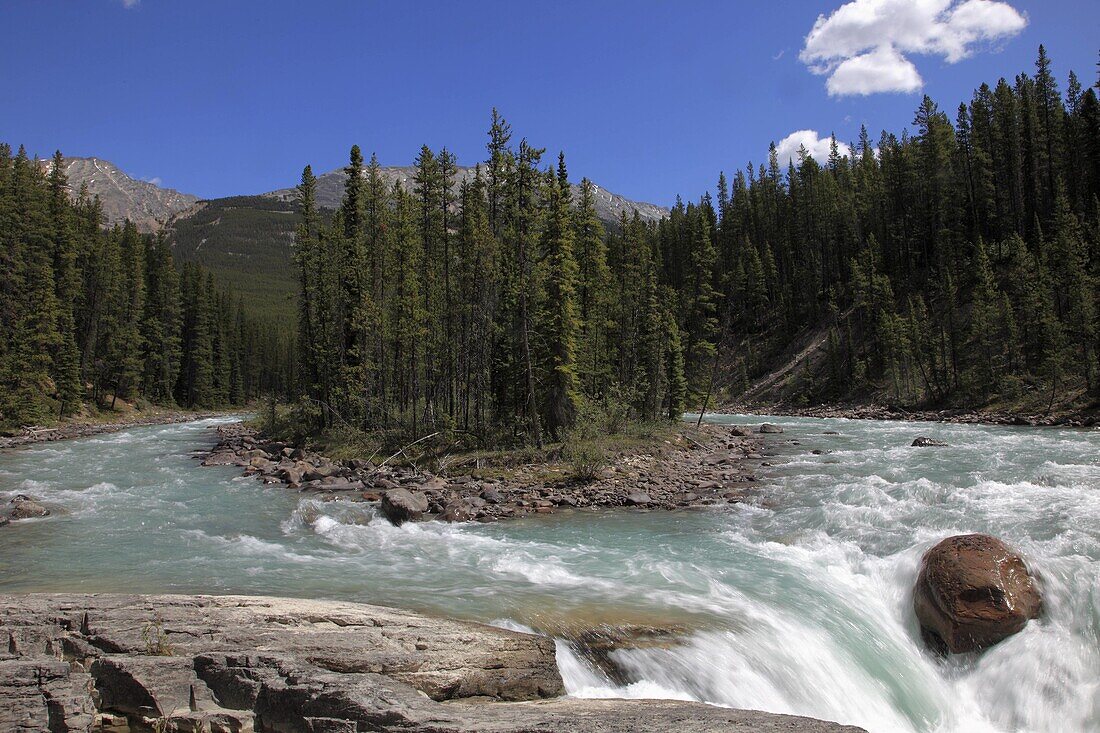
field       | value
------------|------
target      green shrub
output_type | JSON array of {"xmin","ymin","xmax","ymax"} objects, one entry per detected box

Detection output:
[{"xmin": 562, "ymin": 439, "xmax": 607, "ymax": 482}]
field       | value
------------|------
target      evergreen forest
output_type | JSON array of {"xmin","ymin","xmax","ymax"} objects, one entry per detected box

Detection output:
[
  {"xmin": 0, "ymin": 146, "xmax": 288, "ymax": 428},
  {"xmin": 293, "ymin": 47, "xmax": 1100, "ymax": 446}
]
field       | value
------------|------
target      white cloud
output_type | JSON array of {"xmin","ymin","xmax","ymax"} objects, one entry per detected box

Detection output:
[
  {"xmin": 800, "ymin": 0, "xmax": 1027, "ymax": 96},
  {"xmin": 120, "ymin": 0, "xmax": 140, "ymax": 8},
  {"xmin": 827, "ymin": 46, "xmax": 922, "ymax": 95},
  {"xmin": 145, "ymin": 176, "xmax": 163, "ymax": 186},
  {"xmin": 775, "ymin": 130, "xmax": 851, "ymax": 166}
]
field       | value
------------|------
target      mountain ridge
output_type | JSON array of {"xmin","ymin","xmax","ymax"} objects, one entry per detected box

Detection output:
[{"xmin": 264, "ymin": 164, "xmax": 670, "ymax": 225}]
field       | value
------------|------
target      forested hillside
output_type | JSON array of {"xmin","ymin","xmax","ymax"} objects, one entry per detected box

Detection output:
[
  {"xmin": 0, "ymin": 146, "xmax": 289, "ymax": 428},
  {"xmin": 709, "ymin": 46, "xmax": 1099, "ymax": 414},
  {"xmin": 6, "ymin": 46, "xmax": 1094, "ymax": 438},
  {"xmin": 294, "ymin": 47, "xmax": 1099, "ymax": 449},
  {"xmin": 168, "ymin": 196, "xmax": 302, "ymax": 322}
]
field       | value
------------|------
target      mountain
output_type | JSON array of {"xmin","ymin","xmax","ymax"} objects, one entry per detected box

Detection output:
[
  {"xmin": 265, "ymin": 164, "xmax": 669, "ymax": 225},
  {"xmin": 45, "ymin": 157, "xmax": 199, "ymax": 232}
]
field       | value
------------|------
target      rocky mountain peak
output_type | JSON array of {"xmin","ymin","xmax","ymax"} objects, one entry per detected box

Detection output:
[{"xmin": 40, "ymin": 156, "xmax": 200, "ymax": 232}]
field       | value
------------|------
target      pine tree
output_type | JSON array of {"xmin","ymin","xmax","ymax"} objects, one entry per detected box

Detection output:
[
  {"xmin": 106, "ymin": 221, "xmax": 146, "ymax": 407},
  {"xmin": 1048, "ymin": 188, "xmax": 1097, "ymax": 389},
  {"xmin": 2, "ymin": 148, "xmax": 60, "ymax": 423},
  {"xmin": 539, "ymin": 154, "xmax": 581, "ymax": 437},
  {"xmin": 176, "ymin": 263, "xmax": 216, "ymax": 408},
  {"xmin": 682, "ymin": 201, "xmax": 719, "ymax": 392},
  {"xmin": 965, "ymin": 238, "xmax": 1001, "ymax": 397},
  {"xmin": 573, "ymin": 178, "xmax": 612, "ymax": 394},
  {"xmin": 46, "ymin": 151, "xmax": 83, "ymax": 415},
  {"xmin": 293, "ymin": 165, "xmax": 321, "ymax": 412},
  {"xmin": 665, "ymin": 312, "xmax": 688, "ymax": 419},
  {"xmin": 141, "ymin": 235, "xmax": 181, "ymax": 403},
  {"xmin": 386, "ymin": 184, "xmax": 426, "ymax": 432}
]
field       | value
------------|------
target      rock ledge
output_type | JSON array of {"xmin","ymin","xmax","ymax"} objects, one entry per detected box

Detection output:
[{"xmin": 0, "ymin": 593, "xmax": 864, "ymax": 732}]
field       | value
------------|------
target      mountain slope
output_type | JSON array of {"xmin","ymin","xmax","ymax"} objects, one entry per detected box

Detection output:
[
  {"xmin": 166, "ymin": 196, "xmax": 301, "ymax": 320},
  {"xmin": 48, "ymin": 157, "xmax": 199, "ymax": 232}
]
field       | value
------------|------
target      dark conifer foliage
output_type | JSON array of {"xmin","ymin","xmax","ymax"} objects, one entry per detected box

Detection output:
[
  {"xmin": 295, "ymin": 49, "xmax": 1098, "ymax": 440},
  {"xmin": 293, "ymin": 114, "xmax": 690, "ymax": 444},
  {"xmin": 0, "ymin": 146, "xmax": 284, "ymax": 427},
  {"xmin": 696, "ymin": 47, "xmax": 1099, "ymax": 410}
]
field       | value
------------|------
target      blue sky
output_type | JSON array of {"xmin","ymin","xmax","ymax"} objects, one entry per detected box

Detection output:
[{"xmin": 1, "ymin": 0, "xmax": 1096, "ymax": 205}]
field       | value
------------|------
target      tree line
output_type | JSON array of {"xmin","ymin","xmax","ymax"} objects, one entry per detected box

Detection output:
[
  {"xmin": 0, "ymin": 145, "xmax": 287, "ymax": 428},
  {"xmin": 295, "ymin": 46, "xmax": 1098, "ymax": 445}
]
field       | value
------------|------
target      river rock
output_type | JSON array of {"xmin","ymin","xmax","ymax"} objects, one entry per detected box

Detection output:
[
  {"xmin": 304, "ymin": 464, "xmax": 339, "ymax": 482},
  {"xmin": 3, "ymin": 495, "xmax": 51, "ymax": 521},
  {"xmin": 440, "ymin": 497, "xmax": 482, "ymax": 523},
  {"xmin": 729, "ymin": 426, "xmax": 753, "ymax": 437},
  {"xmin": 913, "ymin": 534, "xmax": 1042, "ymax": 654},
  {"xmin": 625, "ymin": 491, "xmax": 652, "ymax": 506},
  {"xmin": 759, "ymin": 423, "xmax": 784, "ymax": 434},
  {"xmin": 381, "ymin": 488, "xmax": 429, "ymax": 525},
  {"xmin": 277, "ymin": 465, "xmax": 303, "ymax": 485},
  {"xmin": 248, "ymin": 456, "xmax": 276, "ymax": 472},
  {"xmin": 0, "ymin": 594, "xmax": 864, "ymax": 733},
  {"xmin": 912, "ymin": 436, "xmax": 949, "ymax": 447},
  {"xmin": 370, "ymin": 476, "xmax": 399, "ymax": 490},
  {"xmin": 201, "ymin": 451, "xmax": 241, "ymax": 467}
]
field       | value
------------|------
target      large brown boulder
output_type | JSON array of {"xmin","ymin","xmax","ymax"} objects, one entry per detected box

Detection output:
[
  {"xmin": 381, "ymin": 488, "xmax": 429, "ymax": 526},
  {"xmin": 914, "ymin": 534, "xmax": 1041, "ymax": 654}
]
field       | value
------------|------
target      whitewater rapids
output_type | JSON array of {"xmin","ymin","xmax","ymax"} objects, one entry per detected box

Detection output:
[{"xmin": 0, "ymin": 415, "xmax": 1096, "ymax": 732}]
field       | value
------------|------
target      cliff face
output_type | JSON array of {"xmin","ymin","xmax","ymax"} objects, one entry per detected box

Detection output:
[{"xmin": 0, "ymin": 593, "xmax": 864, "ymax": 733}]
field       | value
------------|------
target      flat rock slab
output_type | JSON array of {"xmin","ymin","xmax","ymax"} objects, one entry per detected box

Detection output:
[{"xmin": 0, "ymin": 594, "xmax": 864, "ymax": 732}]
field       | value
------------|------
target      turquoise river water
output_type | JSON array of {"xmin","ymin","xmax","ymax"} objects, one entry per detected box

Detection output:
[{"xmin": 0, "ymin": 415, "xmax": 1097, "ymax": 732}]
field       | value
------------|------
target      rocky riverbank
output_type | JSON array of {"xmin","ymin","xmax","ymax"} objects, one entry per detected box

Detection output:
[
  {"xmin": 0, "ymin": 410, "xmax": 225, "ymax": 450},
  {"xmin": 0, "ymin": 593, "xmax": 864, "ymax": 733},
  {"xmin": 726, "ymin": 402, "xmax": 1099, "ymax": 427},
  {"xmin": 201, "ymin": 422, "xmax": 778, "ymax": 524}
]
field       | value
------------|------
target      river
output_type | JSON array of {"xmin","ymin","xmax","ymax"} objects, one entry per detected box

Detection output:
[{"xmin": 0, "ymin": 415, "xmax": 1096, "ymax": 732}]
